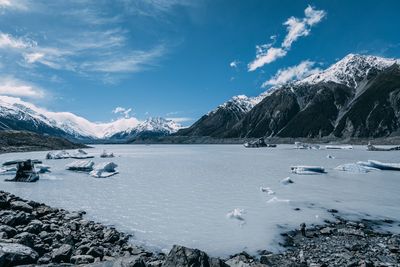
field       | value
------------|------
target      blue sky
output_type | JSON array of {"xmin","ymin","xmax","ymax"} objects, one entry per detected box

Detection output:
[{"xmin": 0, "ymin": 0, "xmax": 399, "ymax": 125}]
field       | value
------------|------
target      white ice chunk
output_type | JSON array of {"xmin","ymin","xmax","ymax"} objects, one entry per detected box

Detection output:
[
  {"xmin": 226, "ymin": 208, "xmax": 245, "ymax": 221},
  {"xmin": 267, "ymin": 197, "xmax": 290, "ymax": 203},
  {"xmin": 65, "ymin": 160, "xmax": 94, "ymax": 172},
  {"xmin": 325, "ymin": 145, "xmax": 353, "ymax": 150},
  {"xmin": 335, "ymin": 163, "xmax": 371, "ymax": 173},
  {"xmin": 280, "ymin": 177, "xmax": 294, "ymax": 185},
  {"xmin": 89, "ymin": 162, "xmax": 118, "ymax": 178},
  {"xmin": 260, "ymin": 187, "xmax": 275, "ymax": 195},
  {"xmin": 291, "ymin": 165, "xmax": 325, "ymax": 174}
]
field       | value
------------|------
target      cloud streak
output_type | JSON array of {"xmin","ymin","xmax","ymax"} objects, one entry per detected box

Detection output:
[
  {"xmin": 248, "ymin": 5, "xmax": 326, "ymax": 71},
  {"xmin": 0, "ymin": 76, "xmax": 44, "ymax": 98},
  {"xmin": 262, "ymin": 60, "xmax": 321, "ymax": 87}
]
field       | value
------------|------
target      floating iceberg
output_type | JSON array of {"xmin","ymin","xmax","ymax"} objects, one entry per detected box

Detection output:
[
  {"xmin": 226, "ymin": 208, "xmax": 245, "ymax": 221},
  {"xmin": 66, "ymin": 160, "xmax": 94, "ymax": 172},
  {"xmin": 326, "ymin": 154, "xmax": 335, "ymax": 159},
  {"xmin": 335, "ymin": 163, "xmax": 373, "ymax": 173},
  {"xmin": 100, "ymin": 150, "xmax": 115, "ymax": 158},
  {"xmin": 325, "ymin": 145, "xmax": 353, "ymax": 150},
  {"xmin": 89, "ymin": 162, "xmax": 118, "ymax": 178},
  {"xmin": 70, "ymin": 149, "xmax": 94, "ymax": 159},
  {"xmin": 367, "ymin": 142, "xmax": 400, "ymax": 151},
  {"xmin": 294, "ymin": 142, "xmax": 320, "ymax": 150},
  {"xmin": 291, "ymin": 165, "xmax": 326, "ymax": 174},
  {"xmin": 260, "ymin": 187, "xmax": 275, "ymax": 195},
  {"xmin": 267, "ymin": 197, "xmax": 290, "ymax": 203},
  {"xmin": 46, "ymin": 150, "xmax": 70, "ymax": 159},
  {"xmin": 281, "ymin": 177, "xmax": 294, "ymax": 185},
  {"xmin": 46, "ymin": 149, "xmax": 93, "ymax": 160},
  {"xmin": 360, "ymin": 160, "xmax": 400, "ymax": 171}
]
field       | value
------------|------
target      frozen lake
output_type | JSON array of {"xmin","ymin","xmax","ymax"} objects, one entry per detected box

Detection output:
[{"xmin": 1, "ymin": 144, "xmax": 400, "ymax": 256}]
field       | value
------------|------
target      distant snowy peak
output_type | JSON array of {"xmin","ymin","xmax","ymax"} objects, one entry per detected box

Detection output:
[
  {"xmin": 0, "ymin": 95, "xmax": 179, "ymax": 140},
  {"xmin": 299, "ymin": 54, "xmax": 399, "ymax": 88},
  {"xmin": 209, "ymin": 94, "xmax": 263, "ymax": 116},
  {"xmin": 135, "ymin": 117, "xmax": 182, "ymax": 134}
]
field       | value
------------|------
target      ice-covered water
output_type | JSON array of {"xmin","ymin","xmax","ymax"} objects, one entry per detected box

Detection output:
[{"xmin": 1, "ymin": 144, "xmax": 400, "ymax": 256}]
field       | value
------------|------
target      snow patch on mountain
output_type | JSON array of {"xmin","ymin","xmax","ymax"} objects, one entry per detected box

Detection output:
[
  {"xmin": 0, "ymin": 95, "xmax": 180, "ymax": 139},
  {"xmin": 299, "ymin": 54, "xmax": 398, "ymax": 88}
]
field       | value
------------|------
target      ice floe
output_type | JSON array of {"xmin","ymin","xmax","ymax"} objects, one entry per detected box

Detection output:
[
  {"xmin": 294, "ymin": 142, "xmax": 320, "ymax": 150},
  {"xmin": 291, "ymin": 165, "xmax": 326, "ymax": 175},
  {"xmin": 46, "ymin": 149, "xmax": 94, "ymax": 160},
  {"xmin": 89, "ymin": 162, "xmax": 118, "ymax": 178},
  {"xmin": 260, "ymin": 187, "xmax": 275, "ymax": 195},
  {"xmin": 65, "ymin": 160, "xmax": 94, "ymax": 172},
  {"xmin": 335, "ymin": 163, "xmax": 374, "ymax": 173},
  {"xmin": 281, "ymin": 177, "xmax": 294, "ymax": 185},
  {"xmin": 267, "ymin": 197, "xmax": 290, "ymax": 203},
  {"xmin": 226, "ymin": 208, "xmax": 245, "ymax": 221},
  {"xmin": 358, "ymin": 160, "xmax": 400, "ymax": 171},
  {"xmin": 325, "ymin": 145, "xmax": 353, "ymax": 150},
  {"xmin": 100, "ymin": 150, "xmax": 115, "ymax": 158}
]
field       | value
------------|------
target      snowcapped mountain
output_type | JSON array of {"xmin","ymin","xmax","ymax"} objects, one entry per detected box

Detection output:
[
  {"xmin": 177, "ymin": 53, "xmax": 400, "ymax": 139},
  {"xmin": 299, "ymin": 54, "xmax": 398, "ymax": 88},
  {"xmin": 0, "ymin": 95, "xmax": 181, "ymax": 141}
]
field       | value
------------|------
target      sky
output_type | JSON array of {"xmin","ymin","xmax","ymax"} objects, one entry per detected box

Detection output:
[{"xmin": 0, "ymin": 0, "xmax": 400, "ymax": 126}]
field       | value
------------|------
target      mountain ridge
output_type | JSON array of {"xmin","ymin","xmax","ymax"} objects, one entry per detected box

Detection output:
[{"xmin": 176, "ymin": 54, "xmax": 400, "ymax": 139}]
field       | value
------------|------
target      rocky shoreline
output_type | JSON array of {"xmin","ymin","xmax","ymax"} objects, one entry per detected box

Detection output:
[{"xmin": 0, "ymin": 191, "xmax": 399, "ymax": 267}]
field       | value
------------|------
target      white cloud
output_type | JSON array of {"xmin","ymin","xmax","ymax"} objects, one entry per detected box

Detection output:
[
  {"xmin": 112, "ymin": 107, "xmax": 132, "ymax": 118},
  {"xmin": 304, "ymin": 5, "xmax": 326, "ymax": 26},
  {"xmin": 23, "ymin": 52, "xmax": 45, "ymax": 63},
  {"xmin": 0, "ymin": 76, "xmax": 44, "ymax": 98},
  {"xmin": 230, "ymin": 60, "xmax": 240, "ymax": 68},
  {"xmin": 0, "ymin": 33, "xmax": 33, "ymax": 49},
  {"xmin": 248, "ymin": 5, "xmax": 326, "ymax": 71},
  {"xmin": 248, "ymin": 47, "xmax": 287, "ymax": 71},
  {"xmin": 81, "ymin": 45, "xmax": 165, "ymax": 73},
  {"xmin": 262, "ymin": 60, "xmax": 321, "ymax": 87},
  {"xmin": 0, "ymin": 0, "xmax": 29, "ymax": 10},
  {"xmin": 282, "ymin": 6, "xmax": 326, "ymax": 49}
]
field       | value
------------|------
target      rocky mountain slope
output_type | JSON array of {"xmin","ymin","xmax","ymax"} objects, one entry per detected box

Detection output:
[
  {"xmin": 176, "ymin": 54, "xmax": 400, "ymax": 139},
  {"xmin": 0, "ymin": 96, "xmax": 181, "ymax": 142},
  {"xmin": 0, "ymin": 130, "xmax": 87, "ymax": 153}
]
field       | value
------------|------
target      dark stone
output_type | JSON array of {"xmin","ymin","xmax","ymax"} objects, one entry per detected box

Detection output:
[
  {"xmin": 162, "ymin": 245, "xmax": 228, "ymax": 267},
  {"xmin": 70, "ymin": 254, "xmax": 95, "ymax": 264},
  {"xmin": 0, "ymin": 242, "xmax": 39, "ymax": 266},
  {"xmin": 52, "ymin": 244, "xmax": 73, "ymax": 263}
]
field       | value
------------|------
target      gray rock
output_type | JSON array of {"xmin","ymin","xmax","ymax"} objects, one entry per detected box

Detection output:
[
  {"xmin": 70, "ymin": 254, "xmax": 95, "ymax": 264},
  {"xmin": 85, "ymin": 256, "xmax": 146, "ymax": 267},
  {"xmin": 225, "ymin": 254, "xmax": 267, "ymax": 266},
  {"xmin": 52, "ymin": 244, "xmax": 73, "ymax": 263},
  {"xmin": 10, "ymin": 201, "xmax": 33, "ymax": 212},
  {"xmin": 0, "ymin": 242, "xmax": 39, "ymax": 266},
  {"xmin": 320, "ymin": 227, "xmax": 334, "ymax": 235},
  {"xmin": 0, "ymin": 225, "xmax": 17, "ymax": 238},
  {"xmin": 162, "ymin": 245, "xmax": 228, "ymax": 267}
]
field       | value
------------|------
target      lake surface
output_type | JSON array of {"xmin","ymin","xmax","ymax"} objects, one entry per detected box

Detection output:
[{"xmin": 1, "ymin": 144, "xmax": 400, "ymax": 256}]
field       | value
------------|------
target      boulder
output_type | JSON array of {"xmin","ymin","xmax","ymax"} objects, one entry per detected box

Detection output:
[
  {"xmin": 0, "ymin": 242, "xmax": 39, "ymax": 266},
  {"xmin": 0, "ymin": 225, "xmax": 17, "ymax": 238},
  {"xmin": 162, "ymin": 245, "xmax": 228, "ymax": 267},
  {"xmin": 10, "ymin": 201, "xmax": 33, "ymax": 213},
  {"xmin": 52, "ymin": 244, "xmax": 73, "ymax": 263},
  {"xmin": 70, "ymin": 254, "xmax": 95, "ymax": 264},
  {"xmin": 225, "ymin": 253, "xmax": 267, "ymax": 266},
  {"xmin": 85, "ymin": 256, "xmax": 146, "ymax": 267}
]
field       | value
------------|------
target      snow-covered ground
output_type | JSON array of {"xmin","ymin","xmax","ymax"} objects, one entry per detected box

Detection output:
[{"xmin": 1, "ymin": 145, "xmax": 400, "ymax": 256}]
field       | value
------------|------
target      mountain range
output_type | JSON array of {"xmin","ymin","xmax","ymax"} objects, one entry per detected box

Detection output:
[
  {"xmin": 1, "ymin": 53, "xmax": 400, "ymax": 143},
  {"xmin": 0, "ymin": 96, "xmax": 182, "ymax": 142},
  {"xmin": 177, "ymin": 54, "xmax": 400, "ymax": 139}
]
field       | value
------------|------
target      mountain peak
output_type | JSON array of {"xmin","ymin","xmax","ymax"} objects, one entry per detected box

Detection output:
[{"xmin": 299, "ymin": 53, "xmax": 398, "ymax": 88}]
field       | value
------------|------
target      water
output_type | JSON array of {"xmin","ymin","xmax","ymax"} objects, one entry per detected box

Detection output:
[{"xmin": 1, "ymin": 144, "xmax": 400, "ymax": 257}]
